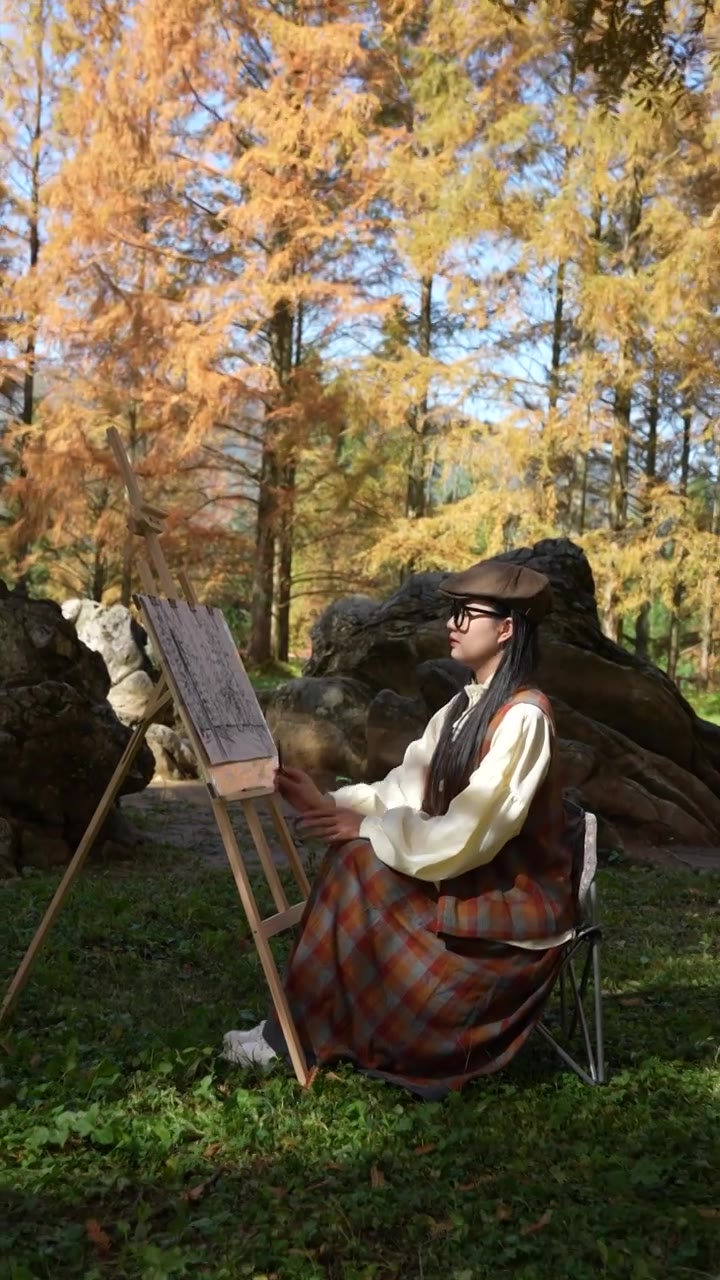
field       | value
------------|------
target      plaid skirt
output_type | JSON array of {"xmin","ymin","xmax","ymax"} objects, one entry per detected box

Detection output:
[{"xmin": 263, "ymin": 838, "xmax": 565, "ymax": 1098}]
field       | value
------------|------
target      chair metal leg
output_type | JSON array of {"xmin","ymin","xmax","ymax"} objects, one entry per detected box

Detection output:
[
  {"xmin": 592, "ymin": 935, "xmax": 606, "ymax": 1084},
  {"xmin": 559, "ymin": 965, "xmax": 568, "ymax": 1036},
  {"xmin": 568, "ymin": 956, "xmax": 598, "ymax": 1082},
  {"xmin": 536, "ymin": 1022, "xmax": 597, "ymax": 1087},
  {"xmin": 539, "ymin": 812, "xmax": 606, "ymax": 1086},
  {"xmin": 568, "ymin": 942, "xmax": 594, "ymax": 1039},
  {"xmin": 538, "ymin": 930, "xmax": 606, "ymax": 1086}
]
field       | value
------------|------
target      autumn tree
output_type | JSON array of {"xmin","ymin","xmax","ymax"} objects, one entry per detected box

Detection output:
[{"xmin": 0, "ymin": 0, "xmax": 68, "ymax": 577}]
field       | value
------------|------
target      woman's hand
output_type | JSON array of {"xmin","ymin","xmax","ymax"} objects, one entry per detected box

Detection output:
[
  {"xmin": 297, "ymin": 808, "xmax": 363, "ymax": 845},
  {"xmin": 276, "ymin": 765, "xmax": 335, "ymax": 816}
]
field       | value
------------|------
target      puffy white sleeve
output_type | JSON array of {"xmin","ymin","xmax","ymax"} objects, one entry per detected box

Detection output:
[
  {"xmin": 358, "ymin": 703, "xmax": 552, "ymax": 881},
  {"xmin": 328, "ymin": 705, "xmax": 449, "ymax": 817}
]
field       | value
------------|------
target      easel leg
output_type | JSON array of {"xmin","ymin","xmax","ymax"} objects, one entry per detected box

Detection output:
[
  {"xmin": 266, "ymin": 794, "xmax": 311, "ymax": 898},
  {"xmin": 241, "ymin": 800, "xmax": 290, "ymax": 914},
  {"xmin": 211, "ymin": 799, "xmax": 311, "ymax": 1087},
  {"xmin": 0, "ymin": 696, "xmax": 165, "ymax": 1028}
]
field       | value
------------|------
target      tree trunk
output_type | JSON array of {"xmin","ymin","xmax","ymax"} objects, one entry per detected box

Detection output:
[
  {"xmin": 667, "ymin": 408, "xmax": 691, "ymax": 683},
  {"xmin": 271, "ymin": 299, "xmax": 299, "ymax": 660},
  {"xmin": 274, "ymin": 302, "xmax": 303, "ymax": 663},
  {"xmin": 543, "ymin": 261, "xmax": 569, "ymax": 528},
  {"xmin": 606, "ymin": 384, "xmax": 632, "ymax": 644},
  {"xmin": 577, "ymin": 447, "xmax": 589, "ymax": 535},
  {"xmin": 248, "ymin": 296, "xmax": 294, "ymax": 667},
  {"xmin": 91, "ymin": 544, "xmax": 106, "ymax": 602},
  {"xmin": 667, "ymin": 606, "xmax": 681, "ymax": 684},
  {"xmin": 120, "ymin": 406, "xmax": 139, "ymax": 606},
  {"xmin": 548, "ymin": 261, "xmax": 565, "ymax": 415},
  {"xmin": 634, "ymin": 367, "xmax": 659, "ymax": 659},
  {"xmin": 275, "ymin": 460, "xmax": 296, "ymax": 662},
  {"xmin": 544, "ymin": 75, "xmax": 575, "ymax": 527},
  {"xmin": 607, "ymin": 169, "xmax": 643, "ymax": 646},
  {"xmin": 405, "ymin": 275, "xmax": 433, "ymax": 521},
  {"xmin": 635, "ymin": 606, "xmax": 650, "ymax": 659},
  {"xmin": 247, "ymin": 434, "xmax": 279, "ymax": 666},
  {"xmin": 14, "ymin": 26, "xmax": 44, "ymax": 577},
  {"xmin": 609, "ymin": 384, "xmax": 631, "ymax": 534},
  {"xmin": 699, "ymin": 474, "xmax": 719, "ymax": 688}
]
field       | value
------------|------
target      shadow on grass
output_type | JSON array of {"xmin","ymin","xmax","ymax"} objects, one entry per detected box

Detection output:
[
  {"xmin": 0, "ymin": 860, "xmax": 719, "ymax": 1278},
  {"xmin": 1, "ymin": 1053, "xmax": 719, "ymax": 1280}
]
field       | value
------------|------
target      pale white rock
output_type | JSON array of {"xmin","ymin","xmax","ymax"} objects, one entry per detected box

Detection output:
[
  {"xmin": 108, "ymin": 670, "xmax": 155, "ymax": 725},
  {"xmin": 68, "ymin": 599, "xmax": 149, "ymax": 686},
  {"xmin": 146, "ymin": 723, "xmax": 198, "ymax": 780}
]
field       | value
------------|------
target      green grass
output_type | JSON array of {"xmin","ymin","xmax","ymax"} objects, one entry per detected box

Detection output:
[
  {"xmin": 246, "ymin": 659, "xmax": 302, "ymax": 697},
  {"xmin": 0, "ymin": 851, "xmax": 719, "ymax": 1280}
]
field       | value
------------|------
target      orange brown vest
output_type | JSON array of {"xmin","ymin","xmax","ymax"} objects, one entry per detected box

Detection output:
[{"xmin": 434, "ymin": 689, "xmax": 576, "ymax": 942}]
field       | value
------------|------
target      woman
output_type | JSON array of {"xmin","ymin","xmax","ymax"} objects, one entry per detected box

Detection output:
[{"xmin": 223, "ymin": 557, "xmax": 577, "ymax": 1098}]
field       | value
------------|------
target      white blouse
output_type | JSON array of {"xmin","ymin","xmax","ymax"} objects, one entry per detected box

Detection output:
[{"xmin": 329, "ymin": 685, "xmax": 573, "ymax": 949}]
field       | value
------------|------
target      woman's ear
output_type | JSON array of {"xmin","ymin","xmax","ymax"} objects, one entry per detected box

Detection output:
[{"xmin": 498, "ymin": 616, "xmax": 514, "ymax": 645}]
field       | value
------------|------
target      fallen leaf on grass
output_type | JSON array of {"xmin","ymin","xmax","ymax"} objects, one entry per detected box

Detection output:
[
  {"xmin": 522, "ymin": 1209, "xmax": 552, "ymax": 1235},
  {"xmin": 370, "ymin": 1165, "xmax": 387, "ymax": 1188},
  {"xmin": 180, "ymin": 1171, "xmax": 223, "ymax": 1202},
  {"xmin": 496, "ymin": 1203, "xmax": 512, "ymax": 1221},
  {"xmin": 458, "ymin": 1175, "xmax": 495, "ymax": 1191},
  {"xmin": 85, "ymin": 1219, "xmax": 111, "ymax": 1254},
  {"xmin": 429, "ymin": 1217, "xmax": 455, "ymax": 1237}
]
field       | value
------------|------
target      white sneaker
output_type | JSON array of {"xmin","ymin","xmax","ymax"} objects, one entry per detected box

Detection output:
[
  {"xmin": 222, "ymin": 1032, "xmax": 278, "ymax": 1070},
  {"xmin": 222, "ymin": 1021, "xmax": 266, "ymax": 1051}
]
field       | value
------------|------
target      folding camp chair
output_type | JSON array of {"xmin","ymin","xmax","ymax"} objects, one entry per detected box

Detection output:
[{"xmin": 535, "ymin": 808, "xmax": 606, "ymax": 1085}]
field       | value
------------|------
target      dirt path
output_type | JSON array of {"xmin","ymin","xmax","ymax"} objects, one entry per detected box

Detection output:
[
  {"xmin": 121, "ymin": 780, "xmax": 720, "ymax": 875},
  {"xmin": 121, "ymin": 779, "xmax": 315, "ymax": 872}
]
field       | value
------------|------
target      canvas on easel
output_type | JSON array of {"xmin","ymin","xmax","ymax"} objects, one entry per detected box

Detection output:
[
  {"xmin": 137, "ymin": 594, "xmax": 277, "ymax": 796},
  {"xmin": 0, "ymin": 428, "xmax": 313, "ymax": 1087}
]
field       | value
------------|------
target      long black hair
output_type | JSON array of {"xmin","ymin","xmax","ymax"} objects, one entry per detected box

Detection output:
[{"xmin": 422, "ymin": 604, "xmax": 539, "ymax": 817}]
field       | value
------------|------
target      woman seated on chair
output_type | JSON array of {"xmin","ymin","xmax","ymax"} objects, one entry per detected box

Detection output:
[{"xmin": 223, "ymin": 557, "xmax": 577, "ymax": 1099}]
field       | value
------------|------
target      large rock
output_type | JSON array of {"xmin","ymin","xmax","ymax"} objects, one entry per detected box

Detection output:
[
  {"xmin": 265, "ymin": 676, "xmax": 375, "ymax": 786},
  {"xmin": 0, "ymin": 585, "xmax": 154, "ymax": 875},
  {"xmin": 62, "ymin": 599, "xmax": 153, "ymax": 686},
  {"xmin": 275, "ymin": 538, "xmax": 720, "ymax": 847},
  {"xmin": 108, "ymin": 670, "xmax": 156, "ymax": 725},
  {"xmin": 365, "ymin": 689, "xmax": 428, "ymax": 781},
  {"xmin": 305, "ymin": 582, "xmax": 450, "ymax": 696},
  {"xmin": 62, "ymin": 596, "xmax": 200, "ymax": 777},
  {"xmin": 147, "ymin": 724, "xmax": 198, "ymax": 781},
  {"xmin": 416, "ymin": 657, "xmax": 473, "ymax": 714},
  {"xmin": 554, "ymin": 703, "xmax": 720, "ymax": 846}
]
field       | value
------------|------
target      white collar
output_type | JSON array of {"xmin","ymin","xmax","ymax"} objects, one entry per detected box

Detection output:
[
  {"xmin": 463, "ymin": 677, "xmax": 491, "ymax": 704},
  {"xmin": 451, "ymin": 678, "xmax": 490, "ymax": 741}
]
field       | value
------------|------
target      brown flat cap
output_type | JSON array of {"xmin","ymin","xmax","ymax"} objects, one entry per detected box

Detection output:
[{"xmin": 440, "ymin": 557, "xmax": 553, "ymax": 623}]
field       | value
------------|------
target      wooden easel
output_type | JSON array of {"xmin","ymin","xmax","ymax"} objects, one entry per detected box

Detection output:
[{"xmin": 0, "ymin": 428, "xmax": 312, "ymax": 1086}]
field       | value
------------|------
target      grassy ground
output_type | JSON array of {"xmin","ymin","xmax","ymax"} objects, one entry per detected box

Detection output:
[
  {"xmin": 0, "ymin": 850, "xmax": 719, "ymax": 1280},
  {"xmin": 245, "ymin": 660, "xmax": 303, "ymax": 698}
]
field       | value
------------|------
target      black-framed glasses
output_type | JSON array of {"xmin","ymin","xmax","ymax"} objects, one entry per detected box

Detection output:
[{"xmin": 447, "ymin": 601, "xmax": 507, "ymax": 629}]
